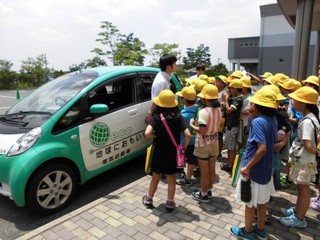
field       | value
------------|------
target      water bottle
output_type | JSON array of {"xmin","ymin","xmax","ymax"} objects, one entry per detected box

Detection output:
[
  {"xmin": 277, "ymin": 126, "xmax": 286, "ymax": 141},
  {"xmin": 240, "ymin": 173, "xmax": 251, "ymax": 203}
]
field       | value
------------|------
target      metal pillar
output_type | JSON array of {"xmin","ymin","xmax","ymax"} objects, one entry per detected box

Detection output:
[
  {"xmin": 291, "ymin": 0, "xmax": 314, "ymax": 80},
  {"xmin": 313, "ymin": 31, "xmax": 320, "ymax": 75}
]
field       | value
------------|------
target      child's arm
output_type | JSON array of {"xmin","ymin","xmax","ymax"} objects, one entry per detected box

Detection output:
[
  {"xmin": 190, "ymin": 119, "xmax": 207, "ymax": 135},
  {"xmin": 183, "ymin": 128, "xmax": 191, "ymax": 150},
  {"xmin": 241, "ymin": 142, "xmax": 267, "ymax": 175},
  {"xmin": 144, "ymin": 125, "xmax": 154, "ymax": 138},
  {"xmin": 303, "ymin": 139, "xmax": 317, "ymax": 154}
]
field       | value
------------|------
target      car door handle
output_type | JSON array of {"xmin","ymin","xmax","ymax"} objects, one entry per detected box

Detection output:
[
  {"xmin": 128, "ymin": 109, "xmax": 138, "ymax": 115},
  {"xmin": 71, "ymin": 135, "xmax": 78, "ymax": 140}
]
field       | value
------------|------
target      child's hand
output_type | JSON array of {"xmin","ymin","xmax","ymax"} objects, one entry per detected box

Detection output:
[{"xmin": 240, "ymin": 167, "xmax": 249, "ymax": 177}]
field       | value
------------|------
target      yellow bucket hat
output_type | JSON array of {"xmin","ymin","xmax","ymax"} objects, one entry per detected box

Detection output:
[
  {"xmin": 197, "ymin": 84, "xmax": 219, "ymax": 100},
  {"xmin": 230, "ymin": 70, "xmax": 243, "ymax": 79},
  {"xmin": 208, "ymin": 77, "xmax": 216, "ymax": 84},
  {"xmin": 274, "ymin": 73, "xmax": 289, "ymax": 84},
  {"xmin": 302, "ymin": 75, "xmax": 319, "ymax": 87},
  {"xmin": 279, "ymin": 79, "xmax": 301, "ymax": 91},
  {"xmin": 176, "ymin": 86, "xmax": 197, "ymax": 101},
  {"xmin": 264, "ymin": 76, "xmax": 280, "ymax": 87},
  {"xmin": 185, "ymin": 78, "xmax": 196, "ymax": 86},
  {"xmin": 240, "ymin": 77, "xmax": 251, "ymax": 88},
  {"xmin": 288, "ymin": 86, "xmax": 318, "ymax": 105},
  {"xmin": 194, "ymin": 79, "xmax": 208, "ymax": 92},
  {"xmin": 261, "ymin": 85, "xmax": 286, "ymax": 101},
  {"xmin": 154, "ymin": 90, "xmax": 178, "ymax": 108},
  {"xmin": 199, "ymin": 74, "xmax": 209, "ymax": 82},
  {"xmin": 215, "ymin": 75, "xmax": 228, "ymax": 84},
  {"xmin": 260, "ymin": 72, "xmax": 273, "ymax": 78},
  {"xmin": 247, "ymin": 88, "xmax": 277, "ymax": 109},
  {"xmin": 229, "ymin": 79, "xmax": 243, "ymax": 89}
]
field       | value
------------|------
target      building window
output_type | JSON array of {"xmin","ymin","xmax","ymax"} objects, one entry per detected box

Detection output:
[
  {"xmin": 279, "ymin": 58, "xmax": 284, "ymax": 63},
  {"xmin": 239, "ymin": 42, "xmax": 258, "ymax": 47}
]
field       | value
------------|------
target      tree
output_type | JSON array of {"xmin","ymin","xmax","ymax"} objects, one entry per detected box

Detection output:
[
  {"xmin": 206, "ymin": 63, "xmax": 229, "ymax": 77},
  {"xmin": 92, "ymin": 21, "xmax": 148, "ymax": 66},
  {"xmin": 86, "ymin": 56, "xmax": 107, "ymax": 68},
  {"xmin": 69, "ymin": 56, "xmax": 107, "ymax": 72},
  {"xmin": 149, "ymin": 43, "xmax": 180, "ymax": 66},
  {"xmin": 182, "ymin": 44, "xmax": 211, "ymax": 70},
  {"xmin": 20, "ymin": 54, "xmax": 51, "ymax": 87},
  {"xmin": 113, "ymin": 33, "xmax": 148, "ymax": 65},
  {"xmin": 0, "ymin": 59, "xmax": 16, "ymax": 89}
]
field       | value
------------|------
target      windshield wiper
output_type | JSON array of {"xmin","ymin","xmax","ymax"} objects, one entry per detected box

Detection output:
[{"xmin": 18, "ymin": 111, "xmax": 52, "ymax": 115}]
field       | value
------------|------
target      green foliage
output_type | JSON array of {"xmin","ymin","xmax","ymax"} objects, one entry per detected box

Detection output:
[
  {"xmin": 69, "ymin": 56, "xmax": 107, "ymax": 72},
  {"xmin": 182, "ymin": 44, "xmax": 211, "ymax": 70},
  {"xmin": 149, "ymin": 43, "xmax": 180, "ymax": 67},
  {"xmin": 0, "ymin": 59, "xmax": 17, "ymax": 89},
  {"xmin": 205, "ymin": 63, "xmax": 229, "ymax": 77},
  {"xmin": 20, "ymin": 54, "xmax": 52, "ymax": 87},
  {"xmin": 92, "ymin": 21, "xmax": 148, "ymax": 66},
  {"xmin": 114, "ymin": 33, "xmax": 148, "ymax": 65}
]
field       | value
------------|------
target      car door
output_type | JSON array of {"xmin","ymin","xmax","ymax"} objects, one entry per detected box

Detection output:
[{"xmin": 78, "ymin": 73, "xmax": 149, "ymax": 171}]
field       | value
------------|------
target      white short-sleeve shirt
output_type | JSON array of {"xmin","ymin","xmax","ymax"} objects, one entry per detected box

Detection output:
[{"xmin": 151, "ymin": 71, "xmax": 171, "ymax": 99}]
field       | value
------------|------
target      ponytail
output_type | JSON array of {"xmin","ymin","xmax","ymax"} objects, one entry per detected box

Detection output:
[{"xmin": 307, "ymin": 104, "xmax": 320, "ymax": 123}]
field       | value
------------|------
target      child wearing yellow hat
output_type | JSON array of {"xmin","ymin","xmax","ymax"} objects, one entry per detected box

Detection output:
[
  {"xmin": 175, "ymin": 87, "xmax": 198, "ymax": 187},
  {"xmin": 143, "ymin": 90, "xmax": 191, "ymax": 211},
  {"xmin": 215, "ymin": 75, "xmax": 228, "ymax": 159},
  {"xmin": 190, "ymin": 84, "xmax": 221, "ymax": 203},
  {"xmin": 230, "ymin": 87, "xmax": 278, "ymax": 240},
  {"xmin": 279, "ymin": 86, "xmax": 320, "ymax": 228},
  {"xmin": 240, "ymin": 77, "xmax": 253, "ymax": 149},
  {"xmin": 221, "ymin": 79, "xmax": 243, "ymax": 173}
]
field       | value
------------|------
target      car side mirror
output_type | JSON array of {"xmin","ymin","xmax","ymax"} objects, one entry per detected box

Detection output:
[{"xmin": 90, "ymin": 104, "xmax": 109, "ymax": 114}]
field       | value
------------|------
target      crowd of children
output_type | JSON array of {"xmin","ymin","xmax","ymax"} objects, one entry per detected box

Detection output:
[{"xmin": 143, "ymin": 55, "xmax": 320, "ymax": 239}]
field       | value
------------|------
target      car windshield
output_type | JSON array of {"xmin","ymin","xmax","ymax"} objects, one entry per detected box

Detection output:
[{"xmin": 7, "ymin": 71, "xmax": 98, "ymax": 115}]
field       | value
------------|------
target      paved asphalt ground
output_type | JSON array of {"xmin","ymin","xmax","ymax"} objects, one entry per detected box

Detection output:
[{"xmin": 17, "ymin": 157, "xmax": 320, "ymax": 240}]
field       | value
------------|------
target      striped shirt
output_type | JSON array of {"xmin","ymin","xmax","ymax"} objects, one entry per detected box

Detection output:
[{"xmin": 195, "ymin": 107, "xmax": 221, "ymax": 147}]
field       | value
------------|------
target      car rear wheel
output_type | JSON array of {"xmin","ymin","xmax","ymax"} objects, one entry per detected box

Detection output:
[{"xmin": 26, "ymin": 163, "xmax": 77, "ymax": 214}]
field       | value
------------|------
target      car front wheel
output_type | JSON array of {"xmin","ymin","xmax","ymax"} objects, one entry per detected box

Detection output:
[{"xmin": 26, "ymin": 163, "xmax": 77, "ymax": 214}]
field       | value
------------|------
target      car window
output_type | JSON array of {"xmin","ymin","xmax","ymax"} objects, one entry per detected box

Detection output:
[
  {"xmin": 7, "ymin": 72, "xmax": 97, "ymax": 115},
  {"xmin": 136, "ymin": 73, "xmax": 156, "ymax": 102},
  {"xmin": 53, "ymin": 75, "xmax": 136, "ymax": 134},
  {"xmin": 52, "ymin": 99, "xmax": 82, "ymax": 134},
  {"xmin": 89, "ymin": 76, "xmax": 135, "ymax": 111}
]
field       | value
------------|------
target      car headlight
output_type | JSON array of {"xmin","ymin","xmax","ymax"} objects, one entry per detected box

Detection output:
[{"xmin": 7, "ymin": 127, "xmax": 42, "ymax": 157}]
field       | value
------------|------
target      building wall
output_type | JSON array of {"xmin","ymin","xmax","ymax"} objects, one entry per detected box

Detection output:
[
  {"xmin": 228, "ymin": 37, "xmax": 259, "ymax": 59},
  {"xmin": 227, "ymin": 3, "xmax": 317, "ymax": 77},
  {"xmin": 259, "ymin": 3, "xmax": 317, "ymax": 76}
]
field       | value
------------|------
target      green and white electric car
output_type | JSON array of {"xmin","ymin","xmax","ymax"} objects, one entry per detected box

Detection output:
[{"xmin": 0, "ymin": 66, "xmax": 182, "ymax": 214}]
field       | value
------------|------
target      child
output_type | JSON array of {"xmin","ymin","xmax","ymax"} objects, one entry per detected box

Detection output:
[
  {"xmin": 190, "ymin": 84, "xmax": 221, "ymax": 202},
  {"xmin": 279, "ymin": 79, "xmax": 302, "ymax": 189},
  {"xmin": 279, "ymin": 86, "xmax": 319, "ymax": 228},
  {"xmin": 220, "ymin": 79, "xmax": 243, "ymax": 173},
  {"xmin": 176, "ymin": 87, "xmax": 198, "ymax": 186},
  {"xmin": 240, "ymin": 77, "xmax": 253, "ymax": 149},
  {"xmin": 215, "ymin": 75, "xmax": 228, "ymax": 159},
  {"xmin": 143, "ymin": 90, "xmax": 191, "ymax": 212},
  {"xmin": 230, "ymin": 88, "xmax": 278, "ymax": 240}
]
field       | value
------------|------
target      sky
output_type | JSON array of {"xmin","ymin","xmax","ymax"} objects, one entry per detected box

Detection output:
[{"xmin": 0, "ymin": 0, "xmax": 277, "ymax": 71}]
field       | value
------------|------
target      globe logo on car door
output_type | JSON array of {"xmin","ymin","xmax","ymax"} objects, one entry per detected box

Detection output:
[{"xmin": 89, "ymin": 122, "xmax": 110, "ymax": 148}]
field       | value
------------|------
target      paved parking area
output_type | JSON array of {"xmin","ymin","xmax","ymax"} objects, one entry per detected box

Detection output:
[{"xmin": 18, "ymin": 159, "xmax": 320, "ymax": 240}]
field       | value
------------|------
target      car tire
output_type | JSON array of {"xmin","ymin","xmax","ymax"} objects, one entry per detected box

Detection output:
[{"xmin": 26, "ymin": 163, "xmax": 77, "ymax": 214}]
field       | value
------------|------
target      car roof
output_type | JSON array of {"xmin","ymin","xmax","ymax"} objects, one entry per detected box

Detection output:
[{"xmin": 83, "ymin": 66, "xmax": 160, "ymax": 77}]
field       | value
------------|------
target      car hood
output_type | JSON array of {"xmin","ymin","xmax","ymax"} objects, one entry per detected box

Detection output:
[{"xmin": 0, "ymin": 133, "xmax": 24, "ymax": 155}]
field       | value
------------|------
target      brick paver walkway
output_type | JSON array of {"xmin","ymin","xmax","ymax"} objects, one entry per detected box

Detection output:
[{"xmin": 18, "ymin": 159, "xmax": 320, "ymax": 240}]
